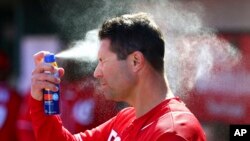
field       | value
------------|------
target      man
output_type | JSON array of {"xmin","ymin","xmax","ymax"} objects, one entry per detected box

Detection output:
[{"xmin": 30, "ymin": 12, "xmax": 206, "ymax": 141}]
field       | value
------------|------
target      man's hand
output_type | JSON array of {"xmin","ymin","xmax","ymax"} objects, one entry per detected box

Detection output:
[{"xmin": 31, "ymin": 51, "xmax": 64, "ymax": 101}]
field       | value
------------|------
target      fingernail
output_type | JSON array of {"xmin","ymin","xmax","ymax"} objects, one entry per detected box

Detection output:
[
  {"xmin": 55, "ymin": 86, "xmax": 59, "ymax": 91},
  {"xmin": 56, "ymin": 78, "xmax": 60, "ymax": 83}
]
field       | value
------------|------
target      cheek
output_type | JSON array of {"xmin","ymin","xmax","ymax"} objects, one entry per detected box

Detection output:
[
  {"xmin": 118, "ymin": 65, "xmax": 135, "ymax": 84},
  {"xmin": 102, "ymin": 65, "xmax": 117, "ymax": 83},
  {"xmin": 104, "ymin": 62, "xmax": 134, "ymax": 85}
]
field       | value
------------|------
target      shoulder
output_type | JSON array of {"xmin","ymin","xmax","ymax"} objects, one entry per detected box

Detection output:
[
  {"xmin": 109, "ymin": 107, "xmax": 135, "ymax": 131},
  {"xmin": 116, "ymin": 107, "xmax": 135, "ymax": 118},
  {"xmin": 152, "ymin": 98, "xmax": 206, "ymax": 141}
]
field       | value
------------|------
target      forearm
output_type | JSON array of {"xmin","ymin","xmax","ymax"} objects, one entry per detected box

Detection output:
[{"xmin": 29, "ymin": 96, "xmax": 77, "ymax": 141}]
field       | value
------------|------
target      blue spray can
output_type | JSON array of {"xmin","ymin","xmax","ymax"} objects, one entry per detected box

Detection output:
[{"xmin": 43, "ymin": 53, "xmax": 60, "ymax": 115}]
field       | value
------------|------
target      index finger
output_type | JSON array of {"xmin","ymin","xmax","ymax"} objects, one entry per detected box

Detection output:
[{"xmin": 33, "ymin": 51, "xmax": 50, "ymax": 66}]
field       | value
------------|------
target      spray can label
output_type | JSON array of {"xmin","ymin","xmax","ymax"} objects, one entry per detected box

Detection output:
[
  {"xmin": 43, "ymin": 84, "xmax": 60, "ymax": 115},
  {"xmin": 43, "ymin": 53, "xmax": 60, "ymax": 115}
]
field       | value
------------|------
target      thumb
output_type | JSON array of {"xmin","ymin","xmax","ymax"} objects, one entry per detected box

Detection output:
[{"xmin": 33, "ymin": 51, "xmax": 50, "ymax": 66}]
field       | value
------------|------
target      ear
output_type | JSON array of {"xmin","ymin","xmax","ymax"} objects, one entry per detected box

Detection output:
[{"xmin": 128, "ymin": 51, "xmax": 145, "ymax": 72}]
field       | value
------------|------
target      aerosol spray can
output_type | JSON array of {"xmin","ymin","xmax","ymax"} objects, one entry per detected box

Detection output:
[{"xmin": 43, "ymin": 53, "xmax": 60, "ymax": 115}]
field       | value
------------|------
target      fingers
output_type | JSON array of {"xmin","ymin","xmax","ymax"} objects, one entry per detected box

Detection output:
[
  {"xmin": 31, "ymin": 51, "xmax": 64, "ymax": 101},
  {"xmin": 31, "ymin": 72, "xmax": 61, "ymax": 101},
  {"xmin": 33, "ymin": 51, "xmax": 50, "ymax": 66},
  {"xmin": 33, "ymin": 72, "xmax": 61, "ymax": 84},
  {"xmin": 32, "ymin": 64, "xmax": 53, "ymax": 74},
  {"xmin": 31, "ymin": 81, "xmax": 58, "ymax": 101},
  {"xmin": 31, "ymin": 77, "xmax": 59, "ymax": 92},
  {"xmin": 58, "ymin": 68, "xmax": 65, "ymax": 78},
  {"xmin": 32, "ymin": 51, "xmax": 64, "ymax": 77}
]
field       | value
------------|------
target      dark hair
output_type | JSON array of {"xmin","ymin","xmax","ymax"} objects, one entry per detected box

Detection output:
[{"xmin": 99, "ymin": 12, "xmax": 165, "ymax": 73}]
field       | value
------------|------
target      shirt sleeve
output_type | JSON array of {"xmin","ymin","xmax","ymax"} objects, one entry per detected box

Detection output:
[
  {"xmin": 29, "ymin": 97, "xmax": 115, "ymax": 141},
  {"xmin": 29, "ymin": 97, "xmax": 76, "ymax": 141}
]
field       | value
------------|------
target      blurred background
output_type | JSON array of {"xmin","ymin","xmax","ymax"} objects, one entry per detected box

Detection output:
[{"xmin": 0, "ymin": 0, "xmax": 250, "ymax": 141}]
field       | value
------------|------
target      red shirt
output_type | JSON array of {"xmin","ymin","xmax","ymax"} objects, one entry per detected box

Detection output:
[
  {"xmin": 30, "ymin": 97, "xmax": 206, "ymax": 141},
  {"xmin": 59, "ymin": 81, "xmax": 119, "ymax": 133},
  {"xmin": 18, "ymin": 81, "xmax": 118, "ymax": 141}
]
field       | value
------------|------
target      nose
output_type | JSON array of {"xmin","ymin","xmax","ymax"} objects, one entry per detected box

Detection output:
[{"xmin": 93, "ymin": 63, "xmax": 102, "ymax": 78}]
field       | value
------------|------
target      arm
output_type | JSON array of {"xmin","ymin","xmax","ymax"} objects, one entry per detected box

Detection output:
[
  {"xmin": 29, "ymin": 51, "xmax": 114, "ymax": 141},
  {"xmin": 30, "ymin": 97, "xmax": 76, "ymax": 141},
  {"xmin": 30, "ymin": 51, "xmax": 75, "ymax": 141},
  {"xmin": 30, "ymin": 96, "xmax": 114, "ymax": 141}
]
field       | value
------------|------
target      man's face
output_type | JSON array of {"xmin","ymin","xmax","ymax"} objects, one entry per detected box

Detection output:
[{"xmin": 94, "ymin": 39, "xmax": 135, "ymax": 101}]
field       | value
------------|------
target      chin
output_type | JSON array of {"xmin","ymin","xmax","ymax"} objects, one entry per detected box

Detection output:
[
  {"xmin": 102, "ymin": 92, "xmax": 113, "ymax": 100},
  {"xmin": 103, "ymin": 92, "xmax": 121, "ymax": 102}
]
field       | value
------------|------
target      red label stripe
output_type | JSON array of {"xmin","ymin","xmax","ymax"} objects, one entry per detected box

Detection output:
[{"xmin": 44, "ymin": 94, "xmax": 53, "ymax": 101}]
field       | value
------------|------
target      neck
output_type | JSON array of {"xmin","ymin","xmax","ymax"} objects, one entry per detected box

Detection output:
[{"xmin": 128, "ymin": 68, "xmax": 174, "ymax": 118}]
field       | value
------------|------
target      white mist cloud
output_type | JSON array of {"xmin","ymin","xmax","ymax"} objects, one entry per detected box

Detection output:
[
  {"xmin": 56, "ymin": 29, "xmax": 100, "ymax": 62},
  {"xmin": 130, "ymin": 0, "xmax": 242, "ymax": 96}
]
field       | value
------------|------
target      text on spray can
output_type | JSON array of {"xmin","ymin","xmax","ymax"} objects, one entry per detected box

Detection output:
[{"xmin": 43, "ymin": 53, "xmax": 60, "ymax": 115}]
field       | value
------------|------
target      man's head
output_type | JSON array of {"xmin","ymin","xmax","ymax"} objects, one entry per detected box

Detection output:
[
  {"xmin": 98, "ymin": 12, "xmax": 165, "ymax": 74},
  {"xmin": 94, "ymin": 13, "xmax": 165, "ymax": 102}
]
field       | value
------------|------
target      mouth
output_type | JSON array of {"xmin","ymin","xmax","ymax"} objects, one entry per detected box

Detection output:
[
  {"xmin": 100, "ymin": 83, "xmax": 107, "ymax": 88},
  {"xmin": 97, "ymin": 82, "xmax": 108, "ymax": 93},
  {"xmin": 98, "ymin": 80, "xmax": 107, "ymax": 87}
]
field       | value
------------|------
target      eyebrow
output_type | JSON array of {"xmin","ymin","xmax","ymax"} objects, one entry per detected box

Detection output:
[{"xmin": 99, "ymin": 55, "xmax": 116, "ymax": 63}]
